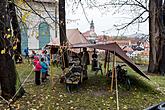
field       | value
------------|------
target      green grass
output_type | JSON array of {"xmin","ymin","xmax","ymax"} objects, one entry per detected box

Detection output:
[{"xmin": 1, "ymin": 61, "xmax": 165, "ymax": 110}]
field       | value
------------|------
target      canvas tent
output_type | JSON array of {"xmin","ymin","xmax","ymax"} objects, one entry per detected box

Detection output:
[
  {"xmin": 46, "ymin": 28, "xmax": 89, "ymax": 47},
  {"xmin": 70, "ymin": 42, "xmax": 150, "ymax": 80},
  {"xmin": 66, "ymin": 29, "xmax": 89, "ymax": 45}
]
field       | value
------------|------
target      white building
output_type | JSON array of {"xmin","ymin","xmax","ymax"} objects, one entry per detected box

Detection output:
[{"xmin": 16, "ymin": 0, "xmax": 59, "ymax": 54}]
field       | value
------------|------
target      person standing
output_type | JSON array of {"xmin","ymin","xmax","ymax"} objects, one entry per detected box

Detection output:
[
  {"xmin": 31, "ymin": 50, "xmax": 36, "ymax": 59},
  {"xmin": 33, "ymin": 56, "xmax": 42, "ymax": 85},
  {"xmin": 92, "ymin": 49, "xmax": 98, "ymax": 71},
  {"xmin": 40, "ymin": 57, "xmax": 48, "ymax": 82},
  {"xmin": 24, "ymin": 47, "xmax": 29, "ymax": 59},
  {"xmin": 81, "ymin": 47, "xmax": 90, "ymax": 80},
  {"xmin": 41, "ymin": 50, "xmax": 50, "ymax": 76}
]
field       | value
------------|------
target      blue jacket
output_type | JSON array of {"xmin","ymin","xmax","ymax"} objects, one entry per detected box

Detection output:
[
  {"xmin": 24, "ymin": 48, "xmax": 29, "ymax": 55},
  {"xmin": 40, "ymin": 62, "xmax": 48, "ymax": 73}
]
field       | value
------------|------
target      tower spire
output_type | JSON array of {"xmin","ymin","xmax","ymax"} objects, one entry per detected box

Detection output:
[{"xmin": 90, "ymin": 20, "xmax": 94, "ymax": 32}]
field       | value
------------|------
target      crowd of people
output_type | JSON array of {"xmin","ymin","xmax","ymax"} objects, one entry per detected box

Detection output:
[
  {"xmin": 22, "ymin": 47, "xmax": 100, "ymax": 86},
  {"xmin": 33, "ymin": 50, "xmax": 50, "ymax": 85},
  {"xmin": 24, "ymin": 48, "xmax": 50, "ymax": 85}
]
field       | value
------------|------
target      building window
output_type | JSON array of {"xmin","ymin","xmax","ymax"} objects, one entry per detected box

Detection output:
[
  {"xmin": 39, "ymin": 22, "xmax": 50, "ymax": 49},
  {"xmin": 20, "ymin": 23, "xmax": 28, "ymax": 55}
]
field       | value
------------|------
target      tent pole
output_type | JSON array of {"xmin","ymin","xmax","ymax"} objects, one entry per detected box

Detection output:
[
  {"xmin": 62, "ymin": 44, "xmax": 66, "ymax": 68},
  {"xmin": 104, "ymin": 50, "xmax": 108, "ymax": 74},
  {"xmin": 110, "ymin": 51, "xmax": 115, "ymax": 92},
  {"xmin": 107, "ymin": 51, "xmax": 110, "ymax": 73},
  {"xmin": 80, "ymin": 48, "xmax": 82, "ymax": 65},
  {"xmin": 50, "ymin": 46, "xmax": 54, "ymax": 88},
  {"xmin": 114, "ymin": 52, "xmax": 119, "ymax": 110}
]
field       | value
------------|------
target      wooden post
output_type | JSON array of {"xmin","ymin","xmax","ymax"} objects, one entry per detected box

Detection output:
[
  {"xmin": 110, "ymin": 51, "xmax": 115, "ymax": 92},
  {"xmin": 113, "ymin": 52, "xmax": 119, "ymax": 110},
  {"xmin": 104, "ymin": 50, "xmax": 108, "ymax": 73},
  {"xmin": 107, "ymin": 51, "xmax": 110, "ymax": 73},
  {"xmin": 50, "ymin": 46, "xmax": 53, "ymax": 88},
  {"xmin": 80, "ymin": 48, "xmax": 82, "ymax": 65}
]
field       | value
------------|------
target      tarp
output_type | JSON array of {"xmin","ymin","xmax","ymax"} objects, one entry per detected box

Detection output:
[{"xmin": 70, "ymin": 42, "xmax": 150, "ymax": 80}]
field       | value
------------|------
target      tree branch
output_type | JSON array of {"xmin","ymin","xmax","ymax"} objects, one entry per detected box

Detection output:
[
  {"xmin": 22, "ymin": 0, "xmax": 46, "ymax": 21},
  {"xmin": 117, "ymin": 10, "xmax": 147, "ymax": 30},
  {"xmin": 134, "ymin": 0, "xmax": 149, "ymax": 12}
]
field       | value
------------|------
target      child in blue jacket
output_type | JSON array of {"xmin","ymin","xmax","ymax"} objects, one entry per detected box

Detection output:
[{"xmin": 40, "ymin": 57, "xmax": 48, "ymax": 82}]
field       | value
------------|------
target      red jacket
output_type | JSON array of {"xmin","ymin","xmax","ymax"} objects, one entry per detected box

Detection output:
[{"xmin": 33, "ymin": 60, "xmax": 42, "ymax": 71}]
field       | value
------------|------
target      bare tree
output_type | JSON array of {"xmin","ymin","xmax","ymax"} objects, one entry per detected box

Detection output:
[
  {"xmin": 8, "ymin": 1, "xmax": 22, "ymax": 54},
  {"xmin": 148, "ymin": 0, "xmax": 165, "ymax": 75},
  {"xmin": 59, "ymin": 0, "xmax": 69, "ymax": 68},
  {"xmin": 67, "ymin": 0, "xmax": 165, "ymax": 75},
  {"xmin": 0, "ymin": 0, "xmax": 24, "ymax": 100}
]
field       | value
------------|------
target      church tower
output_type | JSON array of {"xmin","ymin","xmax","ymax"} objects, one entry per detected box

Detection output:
[
  {"xmin": 90, "ymin": 20, "xmax": 95, "ymax": 32},
  {"xmin": 89, "ymin": 20, "xmax": 97, "ymax": 44}
]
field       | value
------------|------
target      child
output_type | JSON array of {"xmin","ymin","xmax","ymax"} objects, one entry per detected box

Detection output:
[
  {"xmin": 40, "ymin": 57, "xmax": 48, "ymax": 82},
  {"xmin": 33, "ymin": 56, "xmax": 42, "ymax": 85},
  {"xmin": 41, "ymin": 50, "xmax": 50, "ymax": 76}
]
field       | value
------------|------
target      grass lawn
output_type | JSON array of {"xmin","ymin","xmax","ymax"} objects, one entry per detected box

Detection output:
[{"xmin": 1, "ymin": 61, "xmax": 165, "ymax": 110}]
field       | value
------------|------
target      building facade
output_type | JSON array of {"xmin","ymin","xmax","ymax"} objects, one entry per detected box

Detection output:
[{"xmin": 16, "ymin": 0, "xmax": 59, "ymax": 54}]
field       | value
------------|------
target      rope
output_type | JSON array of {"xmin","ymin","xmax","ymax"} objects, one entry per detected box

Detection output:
[
  {"xmin": 18, "ymin": 63, "xmax": 32, "ymax": 78},
  {"xmin": 0, "ymin": 66, "xmax": 33, "ymax": 108},
  {"xmin": 10, "ymin": 67, "xmax": 34, "ymax": 103},
  {"xmin": 0, "ymin": 96, "xmax": 10, "ymax": 105},
  {"xmin": 0, "ymin": 95, "xmax": 12, "ymax": 110},
  {"xmin": 56, "ymin": 46, "xmax": 68, "ymax": 60}
]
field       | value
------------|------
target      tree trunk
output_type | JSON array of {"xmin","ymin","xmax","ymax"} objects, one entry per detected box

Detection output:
[
  {"xmin": 8, "ymin": 1, "xmax": 21, "ymax": 54},
  {"xmin": 0, "ymin": 0, "xmax": 24, "ymax": 100},
  {"xmin": 148, "ymin": 0, "xmax": 165, "ymax": 75},
  {"xmin": 59, "ymin": 0, "xmax": 69, "ymax": 68}
]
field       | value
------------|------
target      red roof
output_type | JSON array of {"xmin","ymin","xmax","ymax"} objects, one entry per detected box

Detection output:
[
  {"xmin": 96, "ymin": 35, "xmax": 112, "ymax": 42},
  {"xmin": 123, "ymin": 46, "xmax": 134, "ymax": 52}
]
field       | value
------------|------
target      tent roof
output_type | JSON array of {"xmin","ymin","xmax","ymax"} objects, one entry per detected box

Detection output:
[
  {"xmin": 70, "ymin": 42, "xmax": 150, "ymax": 80},
  {"xmin": 47, "ymin": 37, "xmax": 60, "ymax": 47},
  {"xmin": 46, "ymin": 29, "xmax": 89, "ymax": 53},
  {"xmin": 66, "ymin": 29, "xmax": 89, "ymax": 44},
  {"xmin": 46, "ymin": 29, "xmax": 89, "ymax": 47}
]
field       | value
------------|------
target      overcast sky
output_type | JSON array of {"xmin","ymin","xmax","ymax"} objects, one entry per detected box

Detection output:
[{"xmin": 65, "ymin": 1, "xmax": 149, "ymax": 36}]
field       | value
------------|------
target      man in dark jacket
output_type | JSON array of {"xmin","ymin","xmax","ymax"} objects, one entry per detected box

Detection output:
[{"xmin": 81, "ymin": 47, "xmax": 90, "ymax": 80}]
